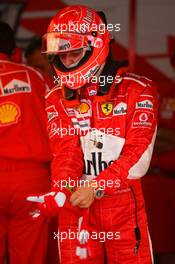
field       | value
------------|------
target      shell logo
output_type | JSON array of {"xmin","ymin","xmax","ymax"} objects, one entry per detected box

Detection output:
[
  {"xmin": 0, "ymin": 102, "xmax": 21, "ymax": 126},
  {"xmin": 77, "ymin": 102, "xmax": 90, "ymax": 114}
]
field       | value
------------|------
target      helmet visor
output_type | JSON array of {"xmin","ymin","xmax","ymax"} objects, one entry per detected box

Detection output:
[{"xmin": 42, "ymin": 32, "xmax": 89, "ymax": 54}]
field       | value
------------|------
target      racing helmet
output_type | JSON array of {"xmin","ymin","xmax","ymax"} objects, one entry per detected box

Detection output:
[{"xmin": 42, "ymin": 5, "xmax": 111, "ymax": 90}]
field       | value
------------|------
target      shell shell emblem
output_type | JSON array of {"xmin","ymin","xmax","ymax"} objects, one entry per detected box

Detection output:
[
  {"xmin": 0, "ymin": 102, "xmax": 21, "ymax": 127},
  {"xmin": 77, "ymin": 102, "xmax": 90, "ymax": 114}
]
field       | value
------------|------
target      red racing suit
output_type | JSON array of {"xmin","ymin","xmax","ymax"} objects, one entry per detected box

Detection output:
[
  {"xmin": 46, "ymin": 71, "xmax": 158, "ymax": 264},
  {"xmin": 0, "ymin": 53, "xmax": 53, "ymax": 264}
]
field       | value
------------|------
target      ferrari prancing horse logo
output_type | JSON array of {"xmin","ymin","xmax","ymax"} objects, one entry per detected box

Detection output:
[{"xmin": 101, "ymin": 103, "xmax": 113, "ymax": 116}]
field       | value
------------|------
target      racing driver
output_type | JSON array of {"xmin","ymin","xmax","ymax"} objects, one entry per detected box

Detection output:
[{"xmin": 27, "ymin": 5, "xmax": 158, "ymax": 264}]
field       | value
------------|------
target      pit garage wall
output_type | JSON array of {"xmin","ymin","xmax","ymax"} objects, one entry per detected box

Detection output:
[{"xmin": 0, "ymin": 0, "xmax": 175, "ymax": 83}]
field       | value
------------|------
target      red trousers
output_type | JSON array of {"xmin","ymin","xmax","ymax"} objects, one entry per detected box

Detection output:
[
  {"xmin": 58, "ymin": 188, "xmax": 153, "ymax": 264},
  {"xmin": 0, "ymin": 158, "xmax": 51, "ymax": 264}
]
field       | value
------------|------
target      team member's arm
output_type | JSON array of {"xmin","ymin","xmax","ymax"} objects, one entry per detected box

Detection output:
[
  {"xmin": 45, "ymin": 87, "xmax": 84, "ymax": 191},
  {"xmin": 27, "ymin": 87, "xmax": 84, "ymax": 216}
]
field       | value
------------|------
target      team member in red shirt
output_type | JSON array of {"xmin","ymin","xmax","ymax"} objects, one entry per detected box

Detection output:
[
  {"xmin": 0, "ymin": 22, "xmax": 53, "ymax": 264},
  {"xmin": 28, "ymin": 6, "xmax": 158, "ymax": 263}
]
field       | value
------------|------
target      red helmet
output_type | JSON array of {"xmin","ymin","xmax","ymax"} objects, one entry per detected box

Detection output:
[{"xmin": 42, "ymin": 5, "xmax": 111, "ymax": 90}]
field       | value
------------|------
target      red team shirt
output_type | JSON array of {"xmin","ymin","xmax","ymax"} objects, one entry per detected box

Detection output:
[{"xmin": 0, "ymin": 53, "xmax": 53, "ymax": 162}]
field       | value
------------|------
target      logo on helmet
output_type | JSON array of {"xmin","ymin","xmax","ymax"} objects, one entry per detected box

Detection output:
[{"xmin": 59, "ymin": 40, "xmax": 71, "ymax": 51}]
